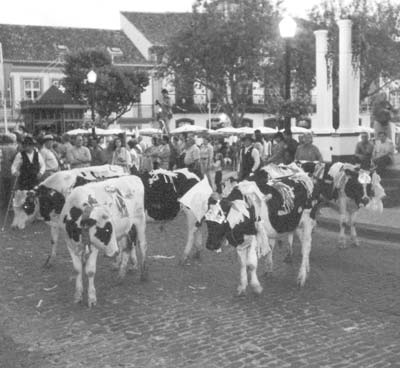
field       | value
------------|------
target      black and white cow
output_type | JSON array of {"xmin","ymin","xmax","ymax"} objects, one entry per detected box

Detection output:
[
  {"xmin": 60, "ymin": 175, "xmax": 146, "ymax": 307},
  {"xmin": 299, "ymin": 161, "xmax": 385, "ymax": 248},
  {"xmin": 11, "ymin": 165, "xmax": 126, "ymax": 266},
  {"xmin": 141, "ymin": 168, "xmax": 209, "ymax": 263},
  {"xmin": 205, "ymin": 169, "xmax": 316, "ymax": 294}
]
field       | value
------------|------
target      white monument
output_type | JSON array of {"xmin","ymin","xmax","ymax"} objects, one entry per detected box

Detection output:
[{"xmin": 313, "ymin": 19, "xmax": 361, "ymax": 161}]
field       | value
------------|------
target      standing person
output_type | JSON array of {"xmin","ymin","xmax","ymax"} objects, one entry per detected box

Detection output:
[
  {"xmin": 11, "ymin": 136, "xmax": 45, "ymax": 190},
  {"xmin": 40, "ymin": 135, "xmax": 60, "ymax": 179},
  {"xmin": 168, "ymin": 136, "xmax": 180, "ymax": 170},
  {"xmin": 294, "ymin": 132, "xmax": 323, "ymax": 162},
  {"xmin": 0, "ymin": 133, "xmax": 18, "ymax": 209},
  {"xmin": 183, "ymin": 135, "xmax": 201, "ymax": 176},
  {"xmin": 127, "ymin": 140, "xmax": 141, "ymax": 174},
  {"xmin": 66, "ymin": 135, "xmax": 92, "ymax": 169},
  {"xmin": 158, "ymin": 135, "xmax": 171, "ymax": 170},
  {"xmin": 156, "ymin": 89, "xmax": 173, "ymax": 133},
  {"xmin": 283, "ymin": 130, "xmax": 299, "ymax": 164},
  {"xmin": 266, "ymin": 132, "xmax": 286, "ymax": 165},
  {"xmin": 372, "ymin": 131, "xmax": 395, "ymax": 175},
  {"xmin": 90, "ymin": 137, "xmax": 105, "ymax": 166},
  {"xmin": 238, "ymin": 135, "xmax": 260, "ymax": 180},
  {"xmin": 199, "ymin": 136, "xmax": 214, "ymax": 183},
  {"xmin": 213, "ymin": 152, "xmax": 224, "ymax": 194},
  {"xmin": 254, "ymin": 130, "xmax": 265, "ymax": 159},
  {"xmin": 59, "ymin": 134, "xmax": 73, "ymax": 168},
  {"xmin": 111, "ymin": 137, "xmax": 132, "ymax": 173},
  {"xmin": 354, "ymin": 132, "xmax": 374, "ymax": 169}
]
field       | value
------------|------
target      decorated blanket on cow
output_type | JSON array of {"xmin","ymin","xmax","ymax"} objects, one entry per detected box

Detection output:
[
  {"xmin": 248, "ymin": 170, "xmax": 313, "ymax": 233},
  {"xmin": 142, "ymin": 168, "xmax": 200, "ymax": 221}
]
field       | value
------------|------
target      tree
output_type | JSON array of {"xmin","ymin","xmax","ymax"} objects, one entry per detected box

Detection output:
[
  {"xmin": 309, "ymin": 0, "xmax": 400, "ymax": 101},
  {"xmin": 62, "ymin": 49, "xmax": 149, "ymax": 125},
  {"xmin": 162, "ymin": 0, "xmax": 279, "ymax": 126}
]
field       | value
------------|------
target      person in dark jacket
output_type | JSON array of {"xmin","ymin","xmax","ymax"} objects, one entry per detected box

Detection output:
[
  {"xmin": 11, "ymin": 136, "xmax": 45, "ymax": 190},
  {"xmin": 238, "ymin": 135, "xmax": 260, "ymax": 180}
]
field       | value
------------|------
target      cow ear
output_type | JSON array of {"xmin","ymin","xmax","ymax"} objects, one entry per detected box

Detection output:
[{"xmin": 81, "ymin": 218, "xmax": 97, "ymax": 228}]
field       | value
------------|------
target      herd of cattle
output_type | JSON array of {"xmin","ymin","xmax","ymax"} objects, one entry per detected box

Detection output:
[{"xmin": 9, "ymin": 161, "xmax": 386, "ymax": 307}]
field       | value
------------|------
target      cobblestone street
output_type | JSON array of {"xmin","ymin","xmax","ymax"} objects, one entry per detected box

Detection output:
[{"xmin": 1, "ymin": 212, "xmax": 400, "ymax": 368}]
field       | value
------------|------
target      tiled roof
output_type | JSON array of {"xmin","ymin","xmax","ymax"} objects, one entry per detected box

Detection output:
[
  {"xmin": 0, "ymin": 23, "xmax": 148, "ymax": 65},
  {"xmin": 38, "ymin": 85, "xmax": 78, "ymax": 105},
  {"xmin": 121, "ymin": 12, "xmax": 193, "ymax": 45}
]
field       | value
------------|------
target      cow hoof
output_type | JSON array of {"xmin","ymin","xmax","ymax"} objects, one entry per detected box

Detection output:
[
  {"xmin": 351, "ymin": 240, "xmax": 360, "ymax": 247},
  {"xmin": 178, "ymin": 257, "xmax": 189, "ymax": 266},
  {"xmin": 87, "ymin": 298, "xmax": 97, "ymax": 308},
  {"xmin": 192, "ymin": 250, "xmax": 201, "ymax": 260},
  {"xmin": 297, "ymin": 277, "xmax": 306, "ymax": 288},
  {"xmin": 42, "ymin": 256, "xmax": 53, "ymax": 269},
  {"xmin": 74, "ymin": 293, "xmax": 83, "ymax": 304},
  {"xmin": 283, "ymin": 254, "xmax": 293, "ymax": 264},
  {"xmin": 251, "ymin": 284, "xmax": 263, "ymax": 294},
  {"xmin": 236, "ymin": 287, "xmax": 246, "ymax": 297}
]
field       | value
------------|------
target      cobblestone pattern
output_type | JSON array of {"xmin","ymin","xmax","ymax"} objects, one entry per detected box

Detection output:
[{"xmin": 1, "ymin": 212, "xmax": 400, "ymax": 367}]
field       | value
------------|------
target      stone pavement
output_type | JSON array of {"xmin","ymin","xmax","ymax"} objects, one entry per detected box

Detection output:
[{"xmin": 1, "ymin": 212, "xmax": 400, "ymax": 367}]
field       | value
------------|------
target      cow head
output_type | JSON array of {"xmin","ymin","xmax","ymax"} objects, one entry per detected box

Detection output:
[
  {"xmin": 205, "ymin": 191, "xmax": 257, "ymax": 251},
  {"xmin": 79, "ymin": 205, "xmax": 119, "ymax": 258},
  {"xmin": 36, "ymin": 186, "xmax": 65, "ymax": 222},
  {"xmin": 11, "ymin": 190, "xmax": 38, "ymax": 229}
]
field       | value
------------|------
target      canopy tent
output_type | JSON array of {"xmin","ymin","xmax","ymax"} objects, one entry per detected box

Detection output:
[
  {"xmin": 139, "ymin": 127, "xmax": 163, "ymax": 136},
  {"xmin": 65, "ymin": 128, "xmax": 90, "ymax": 135},
  {"xmin": 170, "ymin": 125, "xmax": 208, "ymax": 135}
]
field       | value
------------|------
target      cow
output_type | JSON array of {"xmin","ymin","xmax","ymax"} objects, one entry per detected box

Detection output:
[
  {"xmin": 205, "ymin": 169, "xmax": 316, "ymax": 295},
  {"xmin": 11, "ymin": 165, "xmax": 126, "ymax": 266},
  {"xmin": 60, "ymin": 175, "xmax": 147, "ymax": 307},
  {"xmin": 141, "ymin": 168, "xmax": 207, "ymax": 263},
  {"xmin": 298, "ymin": 161, "xmax": 385, "ymax": 249}
]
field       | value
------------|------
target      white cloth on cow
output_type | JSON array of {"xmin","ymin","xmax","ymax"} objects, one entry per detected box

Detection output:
[
  {"xmin": 179, "ymin": 177, "xmax": 213, "ymax": 222},
  {"xmin": 173, "ymin": 168, "xmax": 200, "ymax": 181}
]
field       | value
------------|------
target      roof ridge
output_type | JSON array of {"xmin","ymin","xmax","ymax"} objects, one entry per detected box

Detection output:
[
  {"xmin": 121, "ymin": 11, "xmax": 192, "ymax": 15},
  {"xmin": 0, "ymin": 22, "xmax": 121, "ymax": 32}
]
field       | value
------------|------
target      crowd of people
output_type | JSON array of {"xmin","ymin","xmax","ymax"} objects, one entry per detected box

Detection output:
[{"xmin": 0, "ymin": 126, "xmax": 396, "ymax": 211}]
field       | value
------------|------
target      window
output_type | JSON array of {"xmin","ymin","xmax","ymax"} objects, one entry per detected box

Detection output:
[{"xmin": 24, "ymin": 79, "xmax": 41, "ymax": 100}]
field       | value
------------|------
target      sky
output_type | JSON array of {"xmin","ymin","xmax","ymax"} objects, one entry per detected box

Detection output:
[{"xmin": 0, "ymin": 0, "xmax": 322, "ymax": 29}]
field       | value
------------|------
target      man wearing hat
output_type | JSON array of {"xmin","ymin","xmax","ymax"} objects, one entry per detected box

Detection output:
[
  {"xmin": 11, "ymin": 136, "xmax": 45, "ymax": 190},
  {"xmin": 239, "ymin": 134, "xmax": 260, "ymax": 180},
  {"xmin": 40, "ymin": 135, "xmax": 60, "ymax": 179}
]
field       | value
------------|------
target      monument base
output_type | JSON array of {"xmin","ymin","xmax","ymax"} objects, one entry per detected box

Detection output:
[{"xmin": 313, "ymin": 132, "xmax": 360, "ymax": 162}]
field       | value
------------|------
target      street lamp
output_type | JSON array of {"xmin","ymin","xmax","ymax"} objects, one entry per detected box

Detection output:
[
  {"xmin": 87, "ymin": 70, "xmax": 97, "ymax": 130},
  {"xmin": 279, "ymin": 16, "xmax": 297, "ymax": 132}
]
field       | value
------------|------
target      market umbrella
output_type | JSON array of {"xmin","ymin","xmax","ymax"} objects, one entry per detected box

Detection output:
[
  {"xmin": 170, "ymin": 125, "xmax": 208, "ymax": 134},
  {"xmin": 258, "ymin": 126, "xmax": 277, "ymax": 135},
  {"xmin": 65, "ymin": 128, "xmax": 90, "ymax": 135},
  {"xmin": 139, "ymin": 127, "xmax": 163, "ymax": 136},
  {"xmin": 236, "ymin": 126, "xmax": 255, "ymax": 135},
  {"xmin": 215, "ymin": 127, "xmax": 239, "ymax": 136},
  {"xmin": 280, "ymin": 126, "xmax": 312, "ymax": 134}
]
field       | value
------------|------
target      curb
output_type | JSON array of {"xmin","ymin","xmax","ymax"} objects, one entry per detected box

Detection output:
[{"xmin": 317, "ymin": 217, "xmax": 400, "ymax": 244}]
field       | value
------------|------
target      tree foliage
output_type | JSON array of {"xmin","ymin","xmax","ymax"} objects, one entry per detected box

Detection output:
[
  {"xmin": 309, "ymin": 0, "xmax": 400, "ymax": 101},
  {"xmin": 62, "ymin": 49, "xmax": 149, "ymax": 125}
]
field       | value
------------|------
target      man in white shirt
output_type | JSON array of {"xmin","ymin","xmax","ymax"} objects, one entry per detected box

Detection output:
[
  {"xmin": 372, "ymin": 131, "xmax": 395, "ymax": 175},
  {"xmin": 12, "ymin": 136, "xmax": 45, "ymax": 190},
  {"xmin": 66, "ymin": 135, "xmax": 92, "ymax": 169},
  {"xmin": 40, "ymin": 135, "xmax": 60, "ymax": 179},
  {"xmin": 239, "ymin": 134, "xmax": 260, "ymax": 180}
]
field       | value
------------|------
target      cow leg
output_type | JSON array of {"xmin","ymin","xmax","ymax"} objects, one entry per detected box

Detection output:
[
  {"xmin": 297, "ymin": 215, "xmax": 314, "ymax": 287},
  {"xmin": 338, "ymin": 214, "xmax": 347, "ymax": 249},
  {"xmin": 248, "ymin": 240, "xmax": 262, "ymax": 294},
  {"xmin": 118, "ymin": 236, "xmax": 130, "ymax": 280},
  {"xmin": 349, "ymin": 212, "xmax": 360, "ymax": 247},
  {"xmin": 264, "ymin": 238, "xmax": 275, "ymax": 276},
  {"xmin": 66, "ymin": 242, "xmax": 83, "ymax": 304},
  {"xmin": 44, "ymin": 223, "xmax": 60, "ymax": 268},
  {"xmin": 136, "ymin": 219, "xmax": 148, "ymax": 281},
  {"xmin": 236, "ymin": 247, "xmax": 248, "ymax": 296},
  {"xmin": 192, "ymin": 226, "xmax": 203, "ymax": 260},
  {"xmin": 283, "ymin": 233, "xmax": 294, "ymax": 264},
  {"xmin": 180, "ymin": 209, "xmax": 196, "ymax": 264},
  {"xmin": 85, "ymin": 248, "xmax": 99, "ymax": 308}
]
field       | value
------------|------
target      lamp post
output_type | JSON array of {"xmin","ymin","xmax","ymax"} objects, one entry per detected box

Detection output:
[
  {"xmin": 279, "ymin": 16, "xmax": 297, "ymax": 133},
  {"xmin": 87, "ymin": 70, "xmax": 97, "ymax": 135}
]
